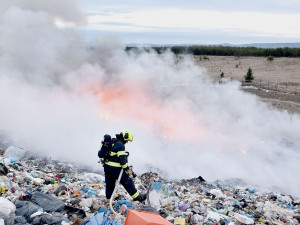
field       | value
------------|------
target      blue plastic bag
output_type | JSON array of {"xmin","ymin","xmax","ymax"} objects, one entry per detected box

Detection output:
[
  {"xmin": 151, "ymin": 182, "xmax": 163, "ymax": 191},
  {"xmin": 82, "ymin": 212, "xmax": 104, "ymax": 225}
]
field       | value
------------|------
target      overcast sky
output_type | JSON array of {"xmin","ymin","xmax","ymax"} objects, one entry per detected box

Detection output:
[{"xmin": 81, "ymin": 0, "xmax": 300, "ymax": 45}]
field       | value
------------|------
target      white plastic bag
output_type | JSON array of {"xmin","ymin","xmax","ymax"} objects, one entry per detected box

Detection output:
[
  {"xmin": 80, "ymin": 198, "xmax": 93, "ymax": 208},
  {"xmin": 5, "ymin": 146, "xmax": 26, "ymax": 161},
  {"xmin": 0, "ymin": 197, "xmax": 16, "ymax": 218},
  {"xmin": 234, "ymin": 213, "xmax": 254, "ymax": 224}
]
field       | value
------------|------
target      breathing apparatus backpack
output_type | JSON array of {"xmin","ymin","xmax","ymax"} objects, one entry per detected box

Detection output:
[{"xmin": 98, "ymin": 134, "xmax": 112, "ymax": 164}]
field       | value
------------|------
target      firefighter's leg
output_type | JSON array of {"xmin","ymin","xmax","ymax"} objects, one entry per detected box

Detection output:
[
  {"xmin": 104, "ymin": 166, "xmax": 117, "ymax": 199},
  {"xmin": 120, "ymin": 172, "xmax": 140, "ymax": 199}
]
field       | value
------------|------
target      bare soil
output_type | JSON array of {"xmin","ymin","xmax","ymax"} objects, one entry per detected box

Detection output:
[{"xmin": 195, "ymin": 56, "xmax": 300, "ymax": 115}]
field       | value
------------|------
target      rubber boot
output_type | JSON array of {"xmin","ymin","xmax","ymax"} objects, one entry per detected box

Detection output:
[{"xmin": 134, "ymin": 193, "xmax": 147, "ymax": 203}]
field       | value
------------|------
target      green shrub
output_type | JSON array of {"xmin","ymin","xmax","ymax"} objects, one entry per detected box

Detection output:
[{"xmin": 267, "ymin": 55, "xmax": 274, "ymax": 62}]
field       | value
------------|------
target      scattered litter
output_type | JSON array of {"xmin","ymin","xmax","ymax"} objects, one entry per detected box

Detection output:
[{"xmin": 1, "ymin": 147, "xmax": 300, "ymax": 225}]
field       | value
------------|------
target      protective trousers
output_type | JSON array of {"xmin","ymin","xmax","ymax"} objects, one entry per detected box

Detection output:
[{"xmin": 103, "ymin": 164, "xmax": 138, "ymax": 200}]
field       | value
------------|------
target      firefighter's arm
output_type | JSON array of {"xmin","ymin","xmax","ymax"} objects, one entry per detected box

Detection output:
[
  {"xmin": 118, "ymin": 152, "xmax": 135, "ymax": 177},
  {"xmin": 117, "ymin": 151, "xmax": 129, "ymax": 169}
]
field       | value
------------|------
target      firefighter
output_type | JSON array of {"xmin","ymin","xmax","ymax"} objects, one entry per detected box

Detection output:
[{"xmin": 100, "ymin": 130, "xmax": 146, "ymax": 202}]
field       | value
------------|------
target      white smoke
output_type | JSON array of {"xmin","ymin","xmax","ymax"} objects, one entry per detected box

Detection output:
[
  {"xmin": 0, "ymin": 2, "xmax": 300, "ymax": 196},
  {"xmin": 0, "ymin": 0, "xmax": 85, "ymax": 25}
]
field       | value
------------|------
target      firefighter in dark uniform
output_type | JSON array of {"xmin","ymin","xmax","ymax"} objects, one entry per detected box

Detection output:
[{"xmin": 99, "ymin": 130, "xmax": 146, "ymax": 202}]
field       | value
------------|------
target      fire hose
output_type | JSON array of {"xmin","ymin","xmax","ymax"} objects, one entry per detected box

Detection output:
[
  {"xmin": 109, "ymin": 168, "xmax": 124, "ymax": 215},
  {"xmin": 109, "ymin": 167, "xmax": 152, "ymax": 215}
]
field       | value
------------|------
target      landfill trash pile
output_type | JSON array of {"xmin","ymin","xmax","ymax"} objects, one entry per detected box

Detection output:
[{"xmin": 1, "ymin": 145, "xmax": 300, "ymax": 225}]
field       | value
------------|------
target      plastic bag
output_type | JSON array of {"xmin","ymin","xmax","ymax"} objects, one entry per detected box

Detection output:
[{"xmin": 0, "ymin": 197, "xmax": 16, "ymax": 218}]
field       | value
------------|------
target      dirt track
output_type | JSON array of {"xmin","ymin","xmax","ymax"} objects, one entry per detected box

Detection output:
[{"xmin": 195, "ymin": 56, "xmax": 300, "ymax": 115}]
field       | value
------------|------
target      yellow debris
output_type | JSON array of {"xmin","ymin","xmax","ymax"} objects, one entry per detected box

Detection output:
[
  {"xmin": 174, "ymin": 217, "xmax": 185, "ymax": 225},
  {"xmin": 202, "ymin": 199, "xmax": 211, "ymax": 203}
]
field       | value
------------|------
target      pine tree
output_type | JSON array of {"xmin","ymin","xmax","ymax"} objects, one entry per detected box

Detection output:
[{"xmin": 244, "ymin": 67, "xmax": 254, "ymax": 83}]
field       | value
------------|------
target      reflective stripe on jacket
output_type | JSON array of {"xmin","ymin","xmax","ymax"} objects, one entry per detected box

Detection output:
[{"xmin": 105, "ymin": 137, "xmax": 129, "ymax": 170}]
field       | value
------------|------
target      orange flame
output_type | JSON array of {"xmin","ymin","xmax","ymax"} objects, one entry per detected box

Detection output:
[{"xmin": 87, "ymin": 82, "xmax": 202, "ymax": 140}]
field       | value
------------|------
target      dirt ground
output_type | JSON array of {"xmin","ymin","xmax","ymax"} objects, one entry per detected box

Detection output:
[{"xmin": 195, "ymin": 55, "xmax": 300, "ymax": 115}]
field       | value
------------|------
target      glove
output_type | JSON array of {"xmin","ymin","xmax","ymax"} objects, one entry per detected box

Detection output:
[{"xmin": 126, "ymin": 169, "xmax": 133, "ymax": 176}]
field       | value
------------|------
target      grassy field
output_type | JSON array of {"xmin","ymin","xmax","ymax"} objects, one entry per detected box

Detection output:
[{"xmin": 195, "ymin": 55, "xmax": 300, "ymax": 114}]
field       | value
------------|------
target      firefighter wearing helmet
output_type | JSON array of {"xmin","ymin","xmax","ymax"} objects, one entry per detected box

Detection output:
[{"xmin": 99, "ymin": 130, "xmax": 146, "ymax": 202}]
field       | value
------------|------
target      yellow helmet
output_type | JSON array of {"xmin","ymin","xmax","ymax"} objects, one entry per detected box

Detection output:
[{"xmin": 121, "ymin": 130, "xmax": 133, "ymax": 142}]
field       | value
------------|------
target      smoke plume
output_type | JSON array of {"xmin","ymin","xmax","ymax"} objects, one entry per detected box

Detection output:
[{"xmin": 0, "ymin": 2, "xmax": 300, "ymax": 196}]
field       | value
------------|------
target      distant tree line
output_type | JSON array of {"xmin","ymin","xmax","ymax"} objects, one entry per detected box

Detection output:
[{"xmin": 126, "ymin": 45, "xmax": 300, "ymax": 57}]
